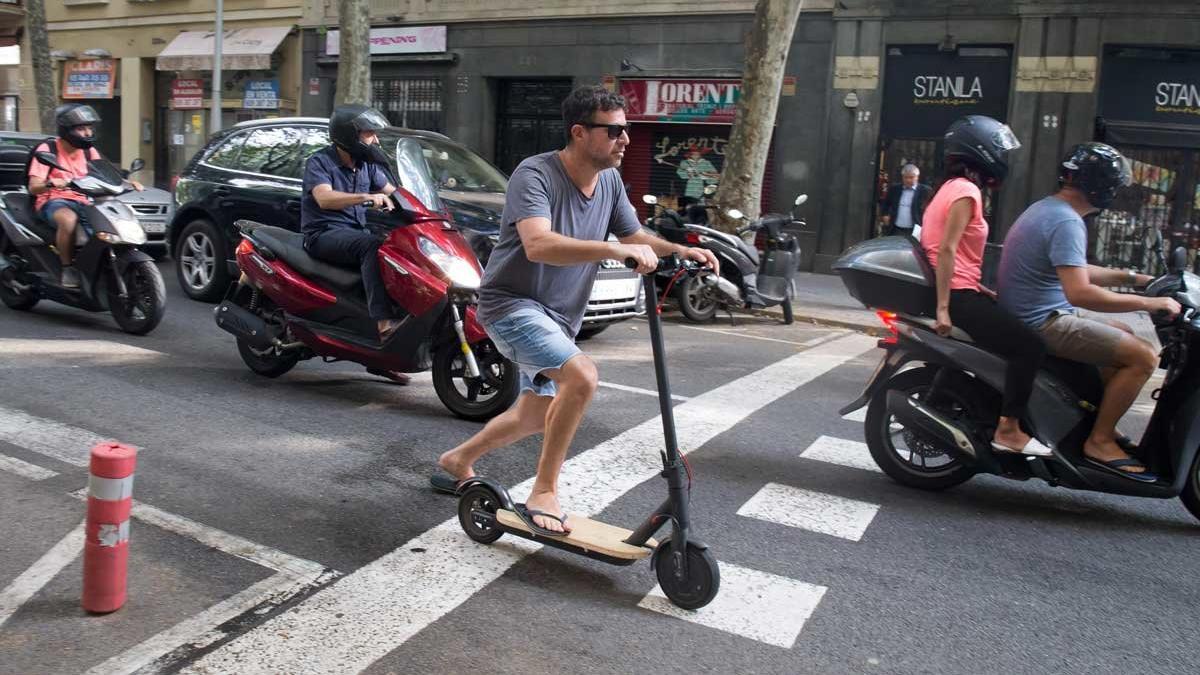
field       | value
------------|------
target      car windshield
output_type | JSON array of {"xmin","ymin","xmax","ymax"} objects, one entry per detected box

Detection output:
[{"xmin": 380, "ymin": 132, "xmax": 507, "ymax": 194}]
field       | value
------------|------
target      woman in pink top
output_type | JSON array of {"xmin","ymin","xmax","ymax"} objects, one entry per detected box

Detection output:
[{"xmin": 919, "ymin": 116, "xmax": 1049, "ymax": 456}]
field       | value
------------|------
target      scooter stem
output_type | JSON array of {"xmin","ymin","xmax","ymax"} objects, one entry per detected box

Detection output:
[{"xmin": 642, "ymin": 274, "xmax": 680, "ymax": 463}]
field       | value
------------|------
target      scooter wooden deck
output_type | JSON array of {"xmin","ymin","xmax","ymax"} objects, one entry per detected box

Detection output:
[{"xmin": 495, "ymin": 509, "xmax": 657, "ymax": 560}]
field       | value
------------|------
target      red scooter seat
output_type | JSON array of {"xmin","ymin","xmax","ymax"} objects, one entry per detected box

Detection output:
[{"xmin": 247, "ymin": 225, "xmax": 362, "ymax": 292}]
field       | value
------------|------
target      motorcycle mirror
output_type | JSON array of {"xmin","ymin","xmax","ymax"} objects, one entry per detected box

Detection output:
[
  {"xmin": 726, "ymin": 208, "xmax": 744, "ymax": 220},
  {"xmin": 1170, "ymin": 245, "xmax": 1188, "ymax": 273},
  {"xmin": 703, "ymin": 184, "xmax": 718, "ymax": 196},
  {"xmin": 642, "ymin": 194, "xmax": 658, "ymax": 205},
  {"xmin": 794, "ymin": 194, "xmax": 808, "ymax": 206},
  {"xmin": 128, "ymin": 158, "xmax": 145, "ymax": 174},
  {"xmin": 33, "ymin": 151, "xmax": 67, "ymax": 172}
]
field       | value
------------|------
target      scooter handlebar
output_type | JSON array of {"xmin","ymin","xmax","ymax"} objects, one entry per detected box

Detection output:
[{"xmin": 624, "ymin": 254, "xmax": 703, "ymax": 275}]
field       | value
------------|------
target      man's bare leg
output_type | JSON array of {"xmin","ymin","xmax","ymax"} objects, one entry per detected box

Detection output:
[
  {"xmin": 53, "ymin": 208, "xmax": 78, "ymax": 266},
  {"xmin": 439, "ymin": 392, "xmax": 551, "ymax": 481},
  {"xmin": 1084, "ymin": 335, "xmax": 1158, "ymax": 471},
  {"xmin": 524, "ymin": 355, "xmax": 598, "ymax": 533}
]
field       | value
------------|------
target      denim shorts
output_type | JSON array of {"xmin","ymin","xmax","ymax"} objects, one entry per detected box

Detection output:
[
  {"xmin": 484, "ymin": 306, "xmax": 581, "ymax": 397},
  {"xmin": 40, "ymin": 199, "xmax": 92, "ymax": 234}
]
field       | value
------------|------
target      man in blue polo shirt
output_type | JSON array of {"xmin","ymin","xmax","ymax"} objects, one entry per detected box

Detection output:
[{"xmin": 301, "ymin": 104, "xmax": 399, "ymax": 341}]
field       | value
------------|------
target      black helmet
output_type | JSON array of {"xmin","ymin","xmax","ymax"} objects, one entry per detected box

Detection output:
[
  {"xmin": 1058, "ymin": 142, "xmax": 1131, "ymax": 209},
  {"xmin": 55, "ymin": 104, "xmax": 100, "ymax": 150},
  {"xmin": 943, "ymin": 115, "xmax": 1021, "ymax": 185},
  {"xmin": 329, "ymin": 104, "xmax": 389, "ymax": 163}
]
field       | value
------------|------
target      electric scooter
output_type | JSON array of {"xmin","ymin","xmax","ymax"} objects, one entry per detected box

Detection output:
[{"xmin": 454, "ymin": 255, "xmax": 722, "ymax": 610}]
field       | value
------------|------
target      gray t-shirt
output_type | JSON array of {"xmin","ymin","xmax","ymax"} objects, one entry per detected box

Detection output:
[
  {"xmin": 997, "ymin": 196, "xmax": 1088, "ymax": 327},
  {"xmin": 476, "ymin": 151, "xmax": 642, "ymax": 336}
]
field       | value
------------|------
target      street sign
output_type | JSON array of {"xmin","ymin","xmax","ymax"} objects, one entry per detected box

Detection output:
[{"xmin": 243, "ymin": 79, "xmax": 279, "ymax": 110}]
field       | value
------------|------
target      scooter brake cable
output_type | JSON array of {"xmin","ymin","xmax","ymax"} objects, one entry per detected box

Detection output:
[{"xmin": 657, "ymin": 268, "xmax": 688, "ymax": 312}]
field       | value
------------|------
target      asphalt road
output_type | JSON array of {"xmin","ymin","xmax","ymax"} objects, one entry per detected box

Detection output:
[{"xmin": 1, "ymin": 261, "xmax": 1197, "ymax": 675}]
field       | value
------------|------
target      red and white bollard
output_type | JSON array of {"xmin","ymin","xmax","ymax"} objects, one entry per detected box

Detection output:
[{"xmin": 82, "ymin": 441, "xmax": 137, "ymax": 614}]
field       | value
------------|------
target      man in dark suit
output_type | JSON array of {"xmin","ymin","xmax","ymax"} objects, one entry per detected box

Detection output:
[{"xmin": 880, "ymin": 164, "xmax": 933, "ymax": 238}]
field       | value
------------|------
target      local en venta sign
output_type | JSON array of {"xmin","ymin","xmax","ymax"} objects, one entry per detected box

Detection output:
[
  {"xmin": 620, "ymin": 79, "xmax": 742, "ymax": 124},
  {"xmin": 880, "ymin": 49, "xmax": 1013, "ymax": 138},
  {"xmin": 171, "ymin": 78, "xmax": 205, "ymax": 110},
  {"xmin": 1101, "ymin": 49, "xmax": 1200, "ymax": 127},
  {"xmin": 243, "ymin": 79, "xmax": 280, "ymax": 109}
]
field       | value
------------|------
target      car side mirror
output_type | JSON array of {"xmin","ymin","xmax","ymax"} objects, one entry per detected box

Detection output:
[
  {"xmin": 642, "ymin": 194, "xmax": 658, "ymax": 205},
  {"xmin": 34, "ymin": 151, "xmax": 67, "ymax": 172},
  {"xmin": 726, "ymin": 208, "xmax": 744, "ymax": 220},
  {"xmin": 128, "ymin": 158, "xmax": 145, "ymax": 174},
  {"xmin": 794, "ymin": 194, "xmax": 808, "ymax": 206},
  {"xmin": 1170, "ymin": 245, "xmax": 1188, "ymax": 273}
]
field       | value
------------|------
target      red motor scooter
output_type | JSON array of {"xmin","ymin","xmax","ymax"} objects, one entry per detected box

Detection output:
[{"xmin": 213, "ymin": 138, "xmax": 518, "ymax": 421}]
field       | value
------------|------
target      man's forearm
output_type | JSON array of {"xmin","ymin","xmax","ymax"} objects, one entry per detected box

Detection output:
[
  {"xmin": 1071, "ymin": 284, "xmax": 1154, "ymax": 313},
  {"xmin": 316, "ymin": 189, "xmax": 374, "ymax": 211},
  {"xmin": 622, "ymin": 228, "xmax": 684, "ymax": 258},
  {"xmin": 1087, "ymin": 264, "xmax": 1136, "ymax": 287},
  {"xmin": 522, "ymin": 230, "xmax": 619, "ymax": 266}
]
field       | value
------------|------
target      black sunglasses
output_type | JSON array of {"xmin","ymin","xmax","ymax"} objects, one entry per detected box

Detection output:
[{"xmin": 581, "ymin": 122, "xmax": 631, "ymax": 140}]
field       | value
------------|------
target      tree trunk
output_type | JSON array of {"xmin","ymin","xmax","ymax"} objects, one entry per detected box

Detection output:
[
  {"xmin": 712, "ymin": 0, "xmax": 804, "ymax": 232},
  {"xmin": 334, "ymin": 0, "xmax": 372, "ymax": 106},
  {"xmin": 25, "ymin": 0, "xmax": 58, "ymax": 133}
]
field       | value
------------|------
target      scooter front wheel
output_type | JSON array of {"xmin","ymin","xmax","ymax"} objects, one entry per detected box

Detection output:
[
  {"xmin": 674, "ymin": 276, "xmax": 718, "ymax": 323},
  {"xmin": 458, "ymin": 485, "xmax": 504, "ymax": 544},
  {"xmin": 653, "ymin": 541, "xmax": 720, "ymax": 610},
  {"xmin": 433, "ymin": 340, "xmax": 519, "ymax": 422},
  {"xmin": 108, "ymin": 260, "xmax": 166, "ymax": 335}
]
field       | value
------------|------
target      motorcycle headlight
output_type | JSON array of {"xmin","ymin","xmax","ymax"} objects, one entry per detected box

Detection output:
[
  {"xmin": 418, "ymin": 236, "xmax": 481, "ymax": 288},
  {"xmin": 98, "ymin": 218, "xmax": 146, "ymax": 245}
]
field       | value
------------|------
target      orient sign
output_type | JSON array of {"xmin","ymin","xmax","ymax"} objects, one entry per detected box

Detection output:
[
  {"xmin": 1101, "ymin": 48, "xmax": 1200, "ymax": 126},
  {"xmin": 881, "ymin": 48, "xmax": 1012, "ymax": 138},
  {"xmin": 620, "ymin": 78, "xmax": 741, "ymax": 124}
]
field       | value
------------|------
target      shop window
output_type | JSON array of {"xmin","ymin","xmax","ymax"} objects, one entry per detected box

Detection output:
[
  {"xmin": 237, "ymin": 127, "xmax": 304, "ymax": 178},
  {"xmin": 372, "ymin": 78, "xmax": 444, "ymax": 133},
  {"xmin": 203, "ymin": 132, "xmax": 247, "ymax": 170}
]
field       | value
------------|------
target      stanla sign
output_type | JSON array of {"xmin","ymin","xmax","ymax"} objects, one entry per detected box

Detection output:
[{"xmin": 620, "ymin": 79, "xmax": 742, "ymax": 124}]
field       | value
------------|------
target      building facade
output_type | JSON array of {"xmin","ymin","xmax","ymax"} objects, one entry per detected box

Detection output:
[{"xmin": 4, "ymin": 0, "xmax": 305, "ymax": 187}]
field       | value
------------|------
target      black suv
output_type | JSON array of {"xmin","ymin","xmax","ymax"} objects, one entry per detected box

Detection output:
[{"xmin": 168, "ymin": 117, "xmax": 643, "ymax": 337}]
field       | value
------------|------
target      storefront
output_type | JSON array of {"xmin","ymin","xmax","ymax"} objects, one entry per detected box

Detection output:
[
  {"xmin": 1093, "ymin": 46, "xmax": 1200, "ymax": 273},
  {"xmin": 876, "ymin": 45, "xmax": 1013, "ymax": 236},
  {"xmin": 317, "ymin": 25, "xmax": 450, "ymax": 134},
  {"xmin": 618, "ymin": 77, "xmax": 773, "ymax": 220},
  {"xmin": 155, "ymin": 27, "xmax": 296, "ymax": 187}
]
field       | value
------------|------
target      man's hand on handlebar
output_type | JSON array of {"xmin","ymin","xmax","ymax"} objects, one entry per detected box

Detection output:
[
  {"xmin": 364, "ymin": 193, "xmax": 393, "ymax": 211},
  {"xmin": 50, "ymin": 177, "xmax": 70, "ymax": 189},
  {"xmin": 615, "ymin": 243, "xmax": 658, "ymax": 274},
  {"xmin": 682, "ymin": 246, "xmax": 719, "ymax": 276},
  {"xmin": 1147, "ymin": 296, "xmax": 1182, "ymax": 321}
]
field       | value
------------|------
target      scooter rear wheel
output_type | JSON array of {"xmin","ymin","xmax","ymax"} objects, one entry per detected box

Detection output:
[
  {"xmin": 653, "ymin": 541, "xmax": 720, "ymax": 610},
  {"xmin": 0, "ymin": 262, "xmax": 38, "ymax": 311},
  {"xmin": 458, "ymin": 485, "xmax": 504, "ymax": 544},
  {"xmin": 237, "ymin": 338, "xmax": 300, "ymax": 378}
]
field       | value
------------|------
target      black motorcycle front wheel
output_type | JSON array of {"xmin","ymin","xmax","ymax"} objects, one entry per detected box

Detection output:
[
  {"xmin": 864, "ymin": 366, "xmax": 978, "ymax": 491},
  {"xmin": 108, "ymin": 260, "xmax": 166, "ymax": 335},
  {"xmin": 433, "ymin": 339, "xmax": 519, "ymax": 422}
]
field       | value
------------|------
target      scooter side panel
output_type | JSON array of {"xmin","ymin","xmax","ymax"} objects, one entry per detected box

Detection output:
[
  {"xmin": 237, "ymin": 244, "xmax": 338, "ymax": 315},
  {"xmin": 379, "ymin": 245, "xmax": 446, "ymax": 317},
  {"xmin": 1165, "ymin": 381, "xmax": 1200, "ymax": 492}
]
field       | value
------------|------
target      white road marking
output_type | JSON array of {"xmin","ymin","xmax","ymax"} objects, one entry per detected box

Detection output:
[
  {"xmin": 68, "ymin": 490, "xmax": 325, "ymax": 580},
  {"xmin": 655, "ymin": 320, "xmax": 843, "ymax": 348},
  {"xmin": 0, "ymin": 520, "xmax": 85, "ymax": 627},
  {"xmin": 0, "ymin": 406, "xmax": 129, "ymax": 467},
  {"xmin": 800, "ymin": 435, "xmax": 880, "ymax": 473},
  {"xmin": 738, "ymin": 482, "xmax": 880, "ymax": 541},
  {"xmin": 598, "ymin": 380, "xmax": 689, "ymax": 402},
  {"xmin": 84, "ymin": 571, "xmax": 340, "ymax": 675},
  {"xmin": 0, "ymin": 338, "xmax": 163, "ymax": 358},
  {"xmin": 639, "ymin": 561, "xmax": 827, "ymax": 649},
  {"xmin": 841, "ymin": 407, "xmax": 867, "ymax": 422},
  {"xmin": 183, "ymin": 333, "xmax": 878, "ymax": 674},
  {"xmin": 0, "ymin": 452, "xmax": 57, "ymax": 480}
]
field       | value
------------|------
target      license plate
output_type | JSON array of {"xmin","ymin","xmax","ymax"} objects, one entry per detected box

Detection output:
[
  {"xmin": 139, "ymin": 221, "xmax": 166, "ymax": 234},
  {"xmin": 590, "ymin": 278, "xmax": 638, "ymax": 302}
]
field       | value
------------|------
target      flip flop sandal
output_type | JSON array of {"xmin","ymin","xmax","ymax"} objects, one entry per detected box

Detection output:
[
  {"xmin": 430, "ymin": 473, "xmax": 469, "ymax": 495},
  {"xmin": 990, "ymin": 438, "xmax": 1053, "ymax": 457},
  {"xmin": 515, "ymin": 503, "xmax": 570, "ymax": 537},
  {"xmin": 1085, "ymin": 457, "xmax": 1159, "ymax": 483}
]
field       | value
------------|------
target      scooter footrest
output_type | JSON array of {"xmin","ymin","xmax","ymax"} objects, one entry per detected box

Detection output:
[{"xmin": 495, "ymin": 510, "xmax": 656, "ymax": 560}]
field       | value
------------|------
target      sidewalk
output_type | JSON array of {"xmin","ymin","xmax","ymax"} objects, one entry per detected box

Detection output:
[{"xmin": 753, "ymin": 272, "xmax": 884, "ymax": 334}]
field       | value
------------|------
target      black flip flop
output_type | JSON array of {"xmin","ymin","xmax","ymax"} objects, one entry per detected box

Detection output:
[
  {"xmin": 430, "ymin": 473, "xmax": 468, "ymax": 495},
  {"xmin": 1085, "ymin": 457, "xmax": 1159, "ymax": 483},
  {"xmin": 514, "ymin": 503, "xmax": 570, "ymax": 537}
]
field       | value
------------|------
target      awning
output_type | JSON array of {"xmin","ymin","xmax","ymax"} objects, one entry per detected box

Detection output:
[{"xmin": 156, "ymin": 27, "xmax": 290, "ymax": 71}]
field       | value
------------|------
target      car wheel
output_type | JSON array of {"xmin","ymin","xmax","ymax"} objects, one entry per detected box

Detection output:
[{"xmin": 175, "ymin": 219, "xmax": 229, "ymax": 302}]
